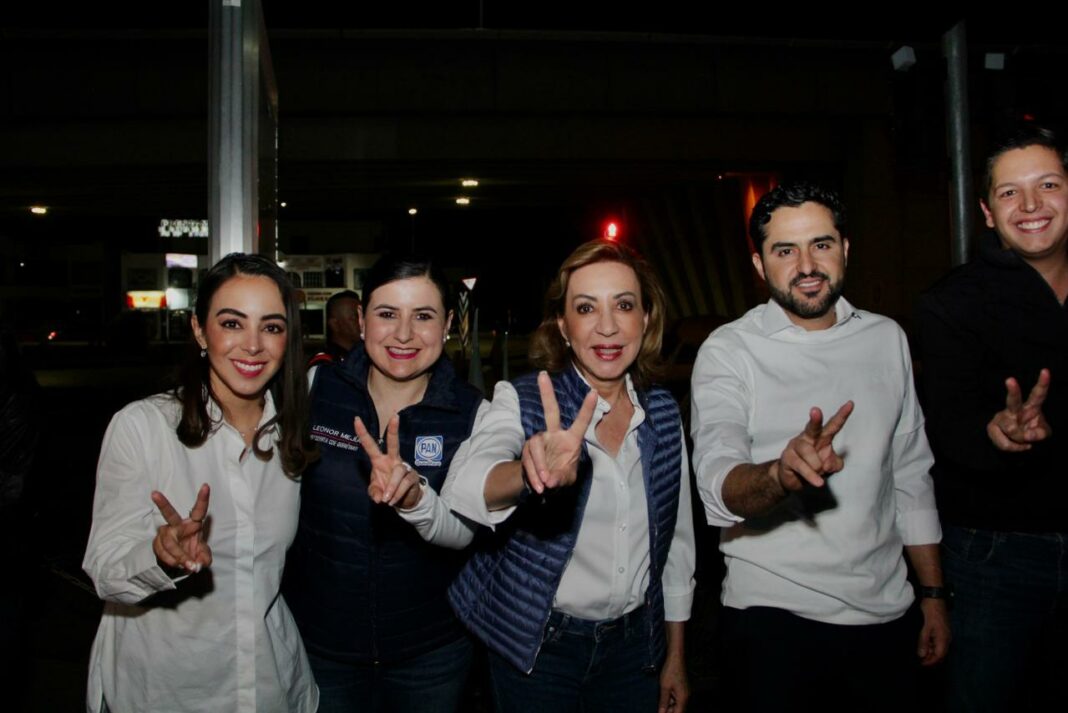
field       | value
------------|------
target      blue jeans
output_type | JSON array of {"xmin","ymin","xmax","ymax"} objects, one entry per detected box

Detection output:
[
  {"xmin": 942, "ymin": 525, "xmax": 1068, "ymax": 713},
  {"xmin": 487, "ymin": 607, "xmax": 660, "ymax": 713},
  {"xmin": 308, "ymin": 635, "xmax": 473, "ymax": 713}
]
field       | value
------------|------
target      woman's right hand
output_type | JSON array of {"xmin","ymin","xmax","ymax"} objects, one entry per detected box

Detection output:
[
  {"xmin": 355, "ymin": 415, "xmax": 424, "ymax": 509},
  {"xmin": 521, "ymin": 372, "xmax": 598, "ymax": 494},
  {"xmin": 151, "ymin": 483, "xmax": 212, "ymax": 574}
]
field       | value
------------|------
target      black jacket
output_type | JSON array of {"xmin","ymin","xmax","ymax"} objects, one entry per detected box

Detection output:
[
  {"xmin": 916, "ymin": 233, "xmax": 1068, "ymax": 532},
  {"xmin": 283, "ymin": 346, "xmax": 483, "ymax": 663}
]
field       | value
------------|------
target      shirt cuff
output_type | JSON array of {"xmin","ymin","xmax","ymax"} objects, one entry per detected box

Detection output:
[
  {"xmin": 698, "ymin": 457, "xmax": 748, "ymax": 527},
  {"xmin": 663, "ymin": 587, "xmax": 694, "ymax": 622},
  {"xmin": 97, "ymin": 539, "xmax": 180, "ymax": 604},
  {"xmin": 395, "ymin": 480, "xmax": 433, "ymax": 519},
  {"xmin": 897, "ymin": 508, "xmax": 942, "ymax": 546},
  {"xmin": 447, "ymin": 458, "xmax": 518, "ymax": 529}
]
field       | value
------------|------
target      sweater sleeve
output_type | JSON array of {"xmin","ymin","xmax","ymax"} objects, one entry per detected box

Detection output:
[{"xmin": 916, "ymin": 290, "xmax": 1021, "ymax": 475}]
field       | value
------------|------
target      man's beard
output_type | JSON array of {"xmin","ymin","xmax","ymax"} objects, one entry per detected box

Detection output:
[{"xmin": 767, "ymin": 270, "xmax": 845, "ymax": 320}]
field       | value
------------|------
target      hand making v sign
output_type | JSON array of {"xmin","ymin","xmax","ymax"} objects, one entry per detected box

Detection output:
[
  {"xmin": 519, "ymin": 371, "xmax": 599, "ymax": 495},
  {"xmin": 988, "ymin": 368, "xmax": 1052, "ymax": 452},
  {"xmin": 774, "ymin": 401, "xmax": 855, "ymax": 491},
  {"xmin": 355, "ymin": 414, "xmax": 423, "ymax": 509},
  {"xmin": 151, "ymin": 483, "xmax": 212, "ymax": 574}
]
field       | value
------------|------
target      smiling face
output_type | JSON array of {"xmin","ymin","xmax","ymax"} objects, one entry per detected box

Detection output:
[
  {"xmin": 359, "ymin": 275, "xmax": 452, "ymax": 385},
  {"xmin": 557, "ymin": 261, "xmax": 648, "ymax": 394},
  {"xmin": 191, "ymin": 274, "xmax": 288, "ymax": 411},
  {"xmin": 752, "ymin": 201, "xmax": 849, "ymax": 331},
  {"xmin": 982, "ymin": 144, "xmax": 1068, "ymax": 266}
]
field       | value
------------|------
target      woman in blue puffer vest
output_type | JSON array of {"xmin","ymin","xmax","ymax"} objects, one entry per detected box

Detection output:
[
  {"xmin": 283, "ymin": 254, "xmax": 484, "ymax": 713},
  {"xmin": 396, "ymin": 240, "xmax": 696, "ymax": 713}
]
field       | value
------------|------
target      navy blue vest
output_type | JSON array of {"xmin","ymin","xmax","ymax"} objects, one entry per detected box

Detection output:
[
  {"xmin": 449, "ymin": 368, "xmax": 683, "ymax": 673},
  {"xmin": 283, "ymin": 346, "xmax": 482, "ymax": 663}
]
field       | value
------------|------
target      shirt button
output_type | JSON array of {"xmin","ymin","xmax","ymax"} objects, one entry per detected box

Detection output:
[
  {"xmin": 620, "ymin": 524, "xmax": 627, "ymax": 531},
  {"xmin": 618, "ymin": 567, "xmax": 625, "ymax": 574}
]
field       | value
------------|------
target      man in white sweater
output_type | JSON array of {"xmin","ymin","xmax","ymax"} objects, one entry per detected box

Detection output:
[{"xmin": 690, "ymin": 180, "xmax": 950, "ymax": 712}]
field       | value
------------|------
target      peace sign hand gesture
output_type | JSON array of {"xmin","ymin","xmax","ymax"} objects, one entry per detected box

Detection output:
[
  {"xmin": 774, "ymin": 401, "xmax": 854, "ymax": 492},
  {"xmin": 988, "ymin": 369, "xmax": 1052, "ymax": 452},
  {"xmin": 151, "ymin": 483, "xmax": 212, "ymax": 574},
  {"xmin": 354, "ymin": 415, "xmax": 423, "ymax": 509},
  {"xmin": 520, "ymin": 371, "xmax": 599, "ymax": 495}
]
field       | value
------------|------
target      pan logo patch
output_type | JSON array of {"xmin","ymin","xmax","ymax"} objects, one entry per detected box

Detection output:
[{"xmin": 414, "ymin": 435, "xmax": 444, "ymax": 467}]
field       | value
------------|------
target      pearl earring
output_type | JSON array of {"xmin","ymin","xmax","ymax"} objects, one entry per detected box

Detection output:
[{"xmin": 200, "ymin": 348, "xmax": 207, "ymax": 358}]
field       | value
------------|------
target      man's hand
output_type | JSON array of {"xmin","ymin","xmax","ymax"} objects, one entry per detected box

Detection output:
[
  {"xmin": 987, "ymin": 369, "xmax": 1052, "ymax": 452},
  {"xmin": 520, "ymin": 372, "xmax": 598, "ymax": 494},
  {"xmin": 773, "ymin": 401, "xmax": 854, "ymax": 492},
  {"xmin": 917, "ymin": 598, "xmax": 951, "ymax": 666}
]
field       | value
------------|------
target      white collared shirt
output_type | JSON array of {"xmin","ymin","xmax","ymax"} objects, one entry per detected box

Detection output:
[
  {"xmin": 437, "ymin": 369, "xmax": 696, "ymax": 622},
  {"xmin": 690, "ymin": 297, "xmax": 941, "ymax": 624},
  {"xmin": 83, "ymin": 393, "xmax": 317, "ymax": 713}
]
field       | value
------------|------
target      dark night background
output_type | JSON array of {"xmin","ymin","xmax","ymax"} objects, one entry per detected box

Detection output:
[{"xmin": 2, "ymin": 3, "xmax": 1066, "ymax": 710}]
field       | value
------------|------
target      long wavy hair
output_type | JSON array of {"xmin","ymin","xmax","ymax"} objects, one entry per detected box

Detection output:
[
  {"xmin": 528, "ymin": 240, "xmax": 666, "ymax": 390},
  {"xmin": 175, "ymin": 253, "xmax": 317, "ymax": 477}
]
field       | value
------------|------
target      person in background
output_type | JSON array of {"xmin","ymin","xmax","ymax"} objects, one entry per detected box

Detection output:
[
  {"xmin": 83, "ymin": 253, "xmax": 319, "ymax": 713},
  {"xmin": 284, "ymin": 254, "xmax": 484, "ymax": 713},
  {"xmin": 309, "ymin": 289, "xmax": 362, "ymax": 367}
]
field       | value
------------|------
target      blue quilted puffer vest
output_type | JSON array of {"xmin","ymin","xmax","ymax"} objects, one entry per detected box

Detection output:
[
  {"xmin": 284, "ymin": 346, "xmax": 483, "ymax": 664},
  {"xmin": 449, "ymin": 367, "xmax": 683, "ymax": 673}
]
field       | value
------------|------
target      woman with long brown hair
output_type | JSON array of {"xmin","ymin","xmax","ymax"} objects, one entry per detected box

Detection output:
[{"xmin": 83, "ymin": 253, "xmax": 318, "ymax": 713}]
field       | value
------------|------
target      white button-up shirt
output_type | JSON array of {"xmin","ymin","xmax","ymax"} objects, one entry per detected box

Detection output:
[
  {"xmin": 83, "ymin": 393, "xmax": 317, "ymax": 713},
  {"xmin": 690, "ymin": 298, "xmax": 941, "ymax": 624},
  {"xmin": 418, "ymin": 370, "xmax": 695, "ymax": 622}
]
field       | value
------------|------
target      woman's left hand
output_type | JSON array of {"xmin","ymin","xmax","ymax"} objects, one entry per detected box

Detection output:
[
  {"xmin": 659, "ymin": 622, "xmax": 689, "ymax": 713},
  {"xmin": 354, "ymin": 415, "xmax": 423, "ymax": 509}
]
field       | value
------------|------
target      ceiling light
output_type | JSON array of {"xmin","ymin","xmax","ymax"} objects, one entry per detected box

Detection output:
[
  {"xmin": 408, "ymin": 207, "xmax": 418, "ymax": 215},
  {"xmin": 456, "ymin": 197, "xmax": 471, "ymax": 206},
  {"xmin": 461, "ymin": 179, "xmax": 479, "ymax": 187},
  {"xmin": 30, "ymin": 206, "xmax": 47, "ymax": 215}
]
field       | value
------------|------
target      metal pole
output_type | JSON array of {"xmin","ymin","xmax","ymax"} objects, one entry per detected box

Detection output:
[
  {"xmin": 208, "ymin": 0, "xmax": 261, "ymax": 263},
  {"xmin": 943, "ymin": 21, "xmax": 973, "ymax": 266}
]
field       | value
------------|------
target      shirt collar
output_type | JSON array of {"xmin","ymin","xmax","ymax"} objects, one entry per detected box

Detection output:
[
  {"xmin": 761, "ymin": 296, "xmax": 859, "ymax": 336},
  {"xmin": 568, "ymin": 362, "xmax": 640, "ymax": 410},
  {"xmin": 206, "ymin": 388, "xmax": 278, "ymax": 433}
]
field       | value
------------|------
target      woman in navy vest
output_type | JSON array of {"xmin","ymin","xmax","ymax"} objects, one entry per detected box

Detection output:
[
  {"xmin": 402, "ymin": 240, "xmax": 696, "ymax": 713},
  {"xmin": 283, "ymin": 255, "xmax": 484, "ymax": 713}
]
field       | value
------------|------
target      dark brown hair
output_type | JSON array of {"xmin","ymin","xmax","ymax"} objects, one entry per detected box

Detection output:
[
  {"xmin": 176, "ymin": 253, "xmax": 317, "ymax": 477},
  {"xmin": 984, "ymin": 124, "xmax": 1068, "ymax": 196},
  {"xmin": 529, "ymin": 240, "xmax": 666, "ymax": 390}
]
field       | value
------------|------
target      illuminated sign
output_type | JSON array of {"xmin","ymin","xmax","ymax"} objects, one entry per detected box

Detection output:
[
  {"xmin": 158, "ymin": 219, "xmax": 209, "ymax": 238},
  {"xmin": 127, "ymin": 291, "xmax": 167, "ymax": 309},
  {"xmin": 165, "ymin": 253, "xmax": 198, "ymax": 269}
]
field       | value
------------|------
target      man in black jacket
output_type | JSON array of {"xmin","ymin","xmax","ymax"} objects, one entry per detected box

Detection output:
[{"xmin": 917, "ymin": 125, "xmax": 1068, "ymax": 713}]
